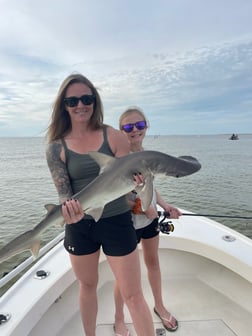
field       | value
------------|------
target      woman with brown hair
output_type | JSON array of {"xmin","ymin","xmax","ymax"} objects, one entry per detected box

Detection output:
[{"xmin": 46, "ymin": 74, "xmax": 155, "ymax": 336}]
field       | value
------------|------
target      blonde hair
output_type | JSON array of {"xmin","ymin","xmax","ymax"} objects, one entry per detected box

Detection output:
[{"xmin": 119, "ymin": 106, "xmax": 149, "ymax": 129}]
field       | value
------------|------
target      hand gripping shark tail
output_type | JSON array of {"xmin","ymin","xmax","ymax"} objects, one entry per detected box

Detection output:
[{"xmin": 0, "ymin": 150, "xmax": 201, "ymax": 263}]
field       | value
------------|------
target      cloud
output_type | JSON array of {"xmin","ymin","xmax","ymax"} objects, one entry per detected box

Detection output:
[
  {"xmin": 101, "ymin": 39, "xmax": 252, "ymax": 134},
  {"xmin": 0, "ymin": 0, "xmax": 252, "ymax": 135}
]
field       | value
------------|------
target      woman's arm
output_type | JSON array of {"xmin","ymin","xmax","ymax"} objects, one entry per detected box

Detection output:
[
  {"xmin": 46, "ymin": 141, "xmax": 84, "ymax": 224},
  {"xmin": 156, "ymin": 189, "xmax": 181, "ymax": 219},
  {"xmin": 46, "ymin": 141, "xmax": 73, "ymax": 203}
]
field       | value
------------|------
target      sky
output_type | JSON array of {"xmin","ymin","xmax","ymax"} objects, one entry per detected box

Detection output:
[{"xmin": 0, "ymin": 0, "xmax": 252, "ymax": 136}]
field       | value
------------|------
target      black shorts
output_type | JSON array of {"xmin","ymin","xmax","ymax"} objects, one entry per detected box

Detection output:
[
  {"xmin": 64, "ymin": 211, "xmax": 137, "ymax": 257},
  {"xmin": 135, "ymin": 218, "xmax": 159, "ymax": 243}
]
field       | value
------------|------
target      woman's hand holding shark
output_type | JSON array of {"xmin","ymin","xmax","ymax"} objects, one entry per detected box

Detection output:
[
  {"xmin": 133, "ymin": 172, "xmax": 145, "ymax": 186},
  {"xmin": 62, "ymin": 199, "xmax": 84, "ymax": 224}
]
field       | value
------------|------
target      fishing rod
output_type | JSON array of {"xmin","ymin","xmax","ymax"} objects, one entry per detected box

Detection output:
[
  {"xmin": 157, "ymin": 211, "xmax": 252, "ymax": 220},
  {"xmin": 156, "ymin": 211, "xmax": 252, "ymax": 235}
]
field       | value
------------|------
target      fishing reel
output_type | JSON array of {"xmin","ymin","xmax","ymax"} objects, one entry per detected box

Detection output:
[{"xmin": 156, "ymin": 211, "xmax": 174, "ymax": 235}]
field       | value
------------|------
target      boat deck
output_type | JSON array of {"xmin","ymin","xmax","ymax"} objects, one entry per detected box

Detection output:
[
  {"xmin": 31, "ymin": 248, "xmax": 251, "ymax": 336},
  {"xmin": 2, "ymin": 216, "xmax": 252, "ymax": 336},
  {"xmin": 55, "ymin": 276, "xmax": 250, "ymax": 336}
]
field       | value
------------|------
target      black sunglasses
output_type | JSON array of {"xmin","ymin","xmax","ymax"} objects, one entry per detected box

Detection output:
[
  {"xmin": 121, "ymin": 120, "xmax": 147, "ymax": 133},
  {"xmin": 64, "ymin": 94, "xmax": 96, "ymax": 107}
]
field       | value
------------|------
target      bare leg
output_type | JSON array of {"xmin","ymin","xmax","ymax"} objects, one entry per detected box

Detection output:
[
  {"xmin": 142, "ymin": 236, "xmax": 177, "ymax": 329},
  {"xmin": 69, "ymin": 250, "xmax": 100, "ymax": 336},
  {"xmin": 108, "ymin": 248, "xmax": 155, "ymax": 336},
  {"xmin": 114, "ymin": 280, "xmax": 129, "ymax": 335}
]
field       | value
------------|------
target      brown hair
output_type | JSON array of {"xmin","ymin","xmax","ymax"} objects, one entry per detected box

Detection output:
[
  {"xmin": 119, "ymin": 106, "xmax": 149, "ymax": 129},
  {"xmin": 46, "ymin": 73, "xmax": 104, "ymax": 142}
]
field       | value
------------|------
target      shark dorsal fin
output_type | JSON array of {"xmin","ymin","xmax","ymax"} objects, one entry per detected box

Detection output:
[{"xmin": 88, "ymin": 151, "xmax": 116, "ymax": 174}]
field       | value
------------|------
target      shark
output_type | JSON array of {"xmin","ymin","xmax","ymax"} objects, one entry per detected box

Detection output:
[{"xmin": 0, "ymin": 150, "xmax": 201, "ymax": 263}]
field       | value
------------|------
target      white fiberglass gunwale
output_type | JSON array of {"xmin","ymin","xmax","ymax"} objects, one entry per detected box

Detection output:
[{"xmin": 0, "ymin": 209, "xmax": 251, "ymax": 336}]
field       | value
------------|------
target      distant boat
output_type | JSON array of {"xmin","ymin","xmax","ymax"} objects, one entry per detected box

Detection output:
[{"xmin": 229, "ymin": 133, "xmax": 239, "ymax": 140}]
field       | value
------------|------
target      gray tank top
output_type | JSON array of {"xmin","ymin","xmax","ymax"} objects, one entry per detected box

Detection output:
[{"xmin": 61, "ymin": 126, "xmax": 129, "ymax": 218}]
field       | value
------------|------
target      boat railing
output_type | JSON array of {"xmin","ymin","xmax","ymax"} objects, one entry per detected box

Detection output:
[{"xmin": 0, "ymin": 231, "xmax": 65, "ymax": 289}]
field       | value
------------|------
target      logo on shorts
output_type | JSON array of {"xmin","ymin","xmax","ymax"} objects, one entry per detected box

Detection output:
[{"xmin": 68, "ymin": 245, "xmax": 75, "ymax": 252}]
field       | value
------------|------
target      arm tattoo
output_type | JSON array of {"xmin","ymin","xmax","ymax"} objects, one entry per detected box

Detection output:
[{"xmin": 46, "ymin": 142, "xmax": 73, "ymax": 203}]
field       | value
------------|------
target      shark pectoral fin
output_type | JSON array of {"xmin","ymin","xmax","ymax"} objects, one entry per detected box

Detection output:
[
  {"xmin": 135, "ymin": 174, "xmax": 154, "ymax": 211},
  {"xmin": 85, "ymin": 207, "xmax": 104, "ymax": 222},
  {"xmin": 44, "ymin": 203, "xmax": 58, "ymax": 212},
  {"xmin": 88, "ymin": 151, "xmax": 116, "ymax": 174},
  {"xmin": 31, "ymin": 240, "xmax": 41, "ymax": 259}
]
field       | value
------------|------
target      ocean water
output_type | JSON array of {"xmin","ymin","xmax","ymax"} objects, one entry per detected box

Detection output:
[{"xmin": 0, "ymin": 135, "xmax": 252, "ymax": 278}]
